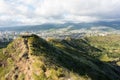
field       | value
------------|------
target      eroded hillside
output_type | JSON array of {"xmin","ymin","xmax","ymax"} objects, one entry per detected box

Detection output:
[{"xmin": 0, "ymin": 34, "xmax": 120, "ymax": 80}]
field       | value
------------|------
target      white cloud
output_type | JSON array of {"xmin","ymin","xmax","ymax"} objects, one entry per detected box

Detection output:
[
  {"xmin": 0, "ymin": 0, "xmax": 12, "ymax": 14},
  {"xmin": 64, "ymin": 15, "xmax": 99, "ymax": 23},
  {"xmin": 0, "ymin": 0, "xmax": 120, "ymax": 26}
]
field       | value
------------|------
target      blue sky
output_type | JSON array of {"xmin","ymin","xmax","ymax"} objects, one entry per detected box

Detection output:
[{"xmin": 0, "ymin": 0, "xmax": 120, "ymax": 27}]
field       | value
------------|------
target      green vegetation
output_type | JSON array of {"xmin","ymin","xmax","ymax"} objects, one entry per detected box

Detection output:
[
  {"xmin": 85, "ymin": 35, "xmax": 120, "ymax": 61},
  {"xmin": 0, "ymin": 49, "xmax": 14, "ymax": 80},
  {"xmin": 0, "ymin": 34, "xmax": 120, "ymax": 80}
]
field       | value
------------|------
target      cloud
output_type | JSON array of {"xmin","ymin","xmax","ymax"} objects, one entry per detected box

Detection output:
[{"xmin": 0, "ymin": 0, "xmax": 120, "ymax": 26}]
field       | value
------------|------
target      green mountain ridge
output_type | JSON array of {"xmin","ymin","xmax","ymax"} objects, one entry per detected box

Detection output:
[{"xmin": 0, "ymin": 34, "xmax": 120, "ymax": 80}]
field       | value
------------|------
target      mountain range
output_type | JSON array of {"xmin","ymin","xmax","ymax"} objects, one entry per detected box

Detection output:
[{"xmin": 0, "ymin": 21, "xmax": 120, "ymax": 32}]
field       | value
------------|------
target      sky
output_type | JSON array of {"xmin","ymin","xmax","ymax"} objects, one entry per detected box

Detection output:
[{"xmin": 0, "ymin": 0, "xmax": 120, "ymax": 27}]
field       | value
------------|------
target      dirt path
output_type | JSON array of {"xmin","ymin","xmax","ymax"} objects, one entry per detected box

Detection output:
[{"xmin": 6, "ymin": 38, "xmax": 33, "ymax": 80}]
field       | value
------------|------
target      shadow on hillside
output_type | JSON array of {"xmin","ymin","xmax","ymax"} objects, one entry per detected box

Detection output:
[
  {"xmin": 55, "ymin": 52, "xmax": 120, "ymax": 80},
  {"xmin": 61, "ymin": 39, "xmax": 102, "ymax": 54},
  {"xmin": 44, "ymin": 39, "xmax": 120, "ymax": 80}
]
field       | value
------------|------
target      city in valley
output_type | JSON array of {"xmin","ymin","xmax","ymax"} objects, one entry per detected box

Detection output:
[{"xmin": 0, "ymin": 25, "xmax": 120, "ymax": 42}]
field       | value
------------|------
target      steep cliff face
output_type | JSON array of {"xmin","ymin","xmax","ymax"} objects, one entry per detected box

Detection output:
[{"xmin": 0, "ymin": 34, "xmax": 120, "ymax": 80}]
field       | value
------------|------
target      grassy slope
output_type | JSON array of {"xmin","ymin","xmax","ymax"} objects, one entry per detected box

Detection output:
[
  {"xmin": 48, "ymin": 37, "xmax": 120, "ymax": 79},
  {"xmin": 0, "ymin": 34, "xmax": 120, "ymax": 80},
  {"xmin": 85, "ymin": 35, "xmax": 120, "ymax": 62},
  {"xmin": 0, "ymin": 42, "xmax": 13, "ymax": 80}
]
